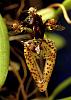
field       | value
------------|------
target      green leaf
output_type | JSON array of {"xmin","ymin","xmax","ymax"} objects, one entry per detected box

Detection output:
[
  {"xmin": 61, "ymin": 0, "xmax": 71, "ymax": 11},
  {"xmin": 48, "ymin": 77, "xmax": 71, "ymax": 100},
  {"xmin": 37, "ymin": 8, "xmax": 56, "ymax": 22},
  {"xmin": 0, "ymin": 15, "xmax": 10, "ymax": 87},
  {"xmin": 44, "ymin": 32, "xmax": 66, "ymax": 49},
  {"xmin": 37, "ymin": 0, "xmax": 71, "ymax": 22},
  {"xmin": 58, "ymin": 97, "xmax": 71, "ymax": 100}
]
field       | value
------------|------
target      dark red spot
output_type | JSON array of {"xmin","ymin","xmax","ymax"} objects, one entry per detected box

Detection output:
[
  {"xmin": 49, "ymin": 64, "xmax": 51, "ymax": 66},
  {"xmin": 40, "ymin": 85, "xmax": 44, "ymax": 88},
  {"xmin": 46, "ymin": 73, "xmax": 48, "ymax": 75}
]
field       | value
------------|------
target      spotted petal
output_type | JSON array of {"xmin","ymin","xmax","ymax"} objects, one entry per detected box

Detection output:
[{"xmin": 24, "ymin": 38, "xmax": 56, "ymax": 92}]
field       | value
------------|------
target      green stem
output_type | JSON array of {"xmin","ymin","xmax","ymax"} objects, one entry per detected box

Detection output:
[
  {"xmin": 48, "ymin": 77, "xmax": 71, "ymax": 100},
  {"xmin": 56, "ymin": 0, "xmax": 71, "ymax": 15}
]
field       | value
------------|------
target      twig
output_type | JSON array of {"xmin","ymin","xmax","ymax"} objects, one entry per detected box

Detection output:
[
  {"xmin": 4, "ymin": 4, "xmax": 18, "ymax": 10},
  {"xmin": 12, "ymin": 46, "xmax": 27, "ymax": 83},
  {"xmin": 9, "ymin": 34, "xmax": 31, "ymax": 41},
  {"xmin": 11, "ymin": 47, "xmax": 27, "ymax": 100},
  {"xmin": 17, "ymin": 0, "xmax": 25, "ymax": 17},
  {"xmin": 26, "ymin": 77, "xmax": 32, "ymax": 92},
  {"xmin": 27, "ymin": 87, "xmax": 38, "ymax": 98},
  {"xmin": 45, "ymin": 90, "xmax": 48, "ymax": 97}
]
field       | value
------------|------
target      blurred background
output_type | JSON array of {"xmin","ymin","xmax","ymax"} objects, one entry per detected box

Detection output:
[{"xmin": 0, "ymin": 0, "xmax": 71, "ymax": 100}]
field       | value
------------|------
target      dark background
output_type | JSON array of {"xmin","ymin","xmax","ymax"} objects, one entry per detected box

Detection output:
[{"xmin": 0, "ymin": 0, "xmax": 71, "ymax": 99}]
